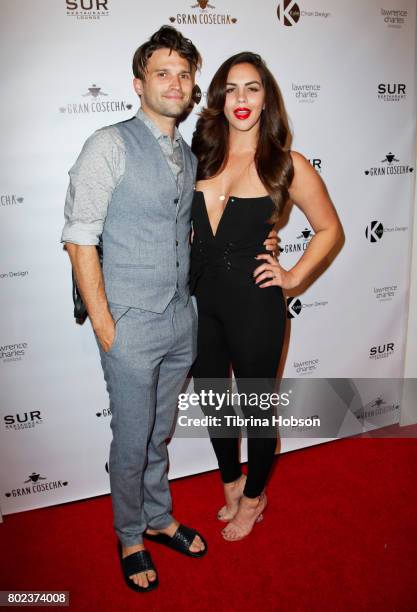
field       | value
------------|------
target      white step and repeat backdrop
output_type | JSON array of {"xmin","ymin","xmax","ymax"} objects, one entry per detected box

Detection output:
[{"xmin": 0, "ymin": 0, "xmax": 416, "ymax": 516}]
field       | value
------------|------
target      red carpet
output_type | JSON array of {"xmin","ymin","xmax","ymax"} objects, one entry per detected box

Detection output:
[{"xmin": 1, "ymin": 432, "xmax": 416, "ymax": 611}]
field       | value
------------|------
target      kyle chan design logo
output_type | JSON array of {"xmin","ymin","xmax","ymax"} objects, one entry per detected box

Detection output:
[
  {"xmin": 170, "ymin": 1, "xmax": 237, "ymax": 25},
  {"xmin": 365, "ymin": 221, "xmax": 384, "ymax": 242},
  {"xmin": 365, "ymin": 220, "xmax": 408, "ymax": 242},
  {"xmin": 287, "ymin": 297, "xmax": 302, "ymax": 318},
  {"xmin": 287, "ymin": 295, "xmax": 328, "ymax": 318},
  {"xmin": 277, "ymin": 1, "xmax": 330, "ymax": 26},
  {"xmin": 0, "ymin": 271, "xmax": 29, "ymax": 280},
  {"xmin": 277, "ymin": 0, "xmax": 301, "ymax": 26}
]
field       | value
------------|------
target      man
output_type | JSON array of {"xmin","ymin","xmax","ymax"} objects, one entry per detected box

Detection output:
[
  {"xmin": 62, "ymin": 26, "xmax": 205, "ymax": 593},
  {"xmin": 63, "ymin": 25, "xmax": 279, "ymax": 593}
]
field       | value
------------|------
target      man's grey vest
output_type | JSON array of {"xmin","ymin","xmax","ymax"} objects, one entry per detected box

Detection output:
[{"xmin": 101, "ymin": 116, "xmax": 197, "ymax": 313}]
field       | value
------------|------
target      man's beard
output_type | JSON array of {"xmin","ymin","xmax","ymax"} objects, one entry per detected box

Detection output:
[
  {"xmin": 140, "ymin": 90, "xmax": 191, "ymax": 119},
  {"xmin": 158, "ymin": 98, "xmax": 190, "ymax": 118}
]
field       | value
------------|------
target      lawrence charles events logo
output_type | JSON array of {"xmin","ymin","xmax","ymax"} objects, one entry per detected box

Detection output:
[
  {"xmin": 364, "ymin": 152, "xmax": 413, "ymax": 177},
  {"xmin": 291, "ymin": 82, "xmax": 321, "ymax": 103},
  {"xmin": 373, "ymin": 284, "xmax": 398, "ymax": 303},
  {"xmin": 169, "ymin": 1, "xmax": 237, "ymax": 25},
  {"xmin": 380, "ymin": 8, "xmax": 408, "ymax": 29},
  {"xmin": 1, "ymin": 342, "xmax": 28, "ymax": 364},
  {"xmin": 59, "ymin": 84, "xmax": 133, "ymax": 115},
  {"xmin": 292, "ymin": 357, "xmax": 320, "ymax": 376},
  {"xmin": 65, "ymin": 0, "xmax": 109, "ymax": 20}
]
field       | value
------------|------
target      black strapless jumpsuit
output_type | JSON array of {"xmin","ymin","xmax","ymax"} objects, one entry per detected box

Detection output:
[{"xmin": 190, "ymin": 191, "xmax": 286, "ymax": 498}]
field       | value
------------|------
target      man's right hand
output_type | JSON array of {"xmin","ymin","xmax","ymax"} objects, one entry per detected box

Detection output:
[
  {"xmin": 94, "ymin": 315, "xmax": 116, "ymax": 353},
  {"xmin": 65, "ymin": 244, "xmax": 115, "ymax": 352}
]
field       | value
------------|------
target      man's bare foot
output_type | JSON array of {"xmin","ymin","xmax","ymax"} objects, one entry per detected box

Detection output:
[
  {"xmin": 122, "ymin": 543, "xmax": 157, "ymax": 589},
  {"xmin": 146, "ymin": 519, "xmax": 205, "ymax": 554},
  {"xmin": 221, "ymin": 492, "xmax": 267, "ymax": 541},
  {"xmin": 217, "ymin": 474, "xmax": 247, "ymax": 522}
]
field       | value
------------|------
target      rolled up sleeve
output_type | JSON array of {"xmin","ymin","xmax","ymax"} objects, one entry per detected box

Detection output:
[{"xmin": 61, "ymin": 126, "xmax": 125, "ymax": 245}]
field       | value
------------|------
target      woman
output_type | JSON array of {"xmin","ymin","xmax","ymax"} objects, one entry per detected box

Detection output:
[{"xmin": 190, "ymin": 52, "xmax": 343, "ymax": 542}]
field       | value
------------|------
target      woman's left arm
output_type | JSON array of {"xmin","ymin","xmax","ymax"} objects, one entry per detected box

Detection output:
[{"xmin": 254, "ymin": 151, "xmax": 344, "ymax": 289}]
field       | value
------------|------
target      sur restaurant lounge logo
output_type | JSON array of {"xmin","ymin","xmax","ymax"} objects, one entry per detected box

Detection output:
[{"xmin": 66, "ymin": 0, "xmax": 109, "ymax": 20}]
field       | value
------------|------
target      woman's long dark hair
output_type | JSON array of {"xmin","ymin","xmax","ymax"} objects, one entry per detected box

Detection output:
[{"xmin": 192, "ymin": 52, "xmax": 293, "ymax": 221}]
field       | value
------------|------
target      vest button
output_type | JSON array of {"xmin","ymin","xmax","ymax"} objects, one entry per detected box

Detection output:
[
  {"xmin": 176, "ymin": 240, "xmax": 179, "ymax": 246},
  {"xmin": 176, "ymin": 262, "xmax": 179, "ymax": 268},
  {"xmin": 174, "ymin": 198, "xmax": 179, "ymax": 204}
]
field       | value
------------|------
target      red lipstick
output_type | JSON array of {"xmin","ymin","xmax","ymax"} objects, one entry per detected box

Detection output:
[{"xmin": 233, "ymin": 107, "xmax": 251, "ymax": 120}]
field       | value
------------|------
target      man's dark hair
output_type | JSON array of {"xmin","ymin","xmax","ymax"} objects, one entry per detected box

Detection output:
[{"xmin": 132, "ymin": 25, "xmax": 202, "ymax": 79}]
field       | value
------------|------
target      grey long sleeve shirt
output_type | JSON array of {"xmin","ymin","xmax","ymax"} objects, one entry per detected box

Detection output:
[{"xmin": 61, "ymin": 108, "xmax": 184, "ymax": 246}]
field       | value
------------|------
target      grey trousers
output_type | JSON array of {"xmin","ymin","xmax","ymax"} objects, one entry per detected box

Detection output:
[{"xmin": 98, "ymin": 294, "xmax": 197, "ymax": 546}]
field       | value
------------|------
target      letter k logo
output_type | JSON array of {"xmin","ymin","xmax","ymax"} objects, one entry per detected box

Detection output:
[{"xmin": 277, "ymin": 0, "xmax": 301, "ymax": 26}]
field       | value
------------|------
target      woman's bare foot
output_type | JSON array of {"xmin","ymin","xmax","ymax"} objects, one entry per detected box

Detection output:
[
  {"xmin": 146, "ymin": 519, "xmax": 205, "ymax": 554},
  {"xmin": 122, "ymin": 543, "xmax": 157, "ymax": 589},
  {"xmin": 217, "ymin": 474, "xmax": 247, "ymax": 522},
  {"xmin": 221, "ymin": 492, "xmax": 267, "ymax": 541}
]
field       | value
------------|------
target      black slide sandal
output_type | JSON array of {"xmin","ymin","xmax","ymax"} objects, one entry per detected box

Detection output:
[
  {"xmin": 144, "ymin": 524, "xmax": 208, "ymax": 558},
  {"xmin": 118, "ymin": 543, "xmax": 159, "ymax": 593}
]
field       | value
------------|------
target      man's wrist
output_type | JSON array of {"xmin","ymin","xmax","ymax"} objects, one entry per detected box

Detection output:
[{"xmin": 91, "ymin": 310, "xmax": 114, "ymax": 332}]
